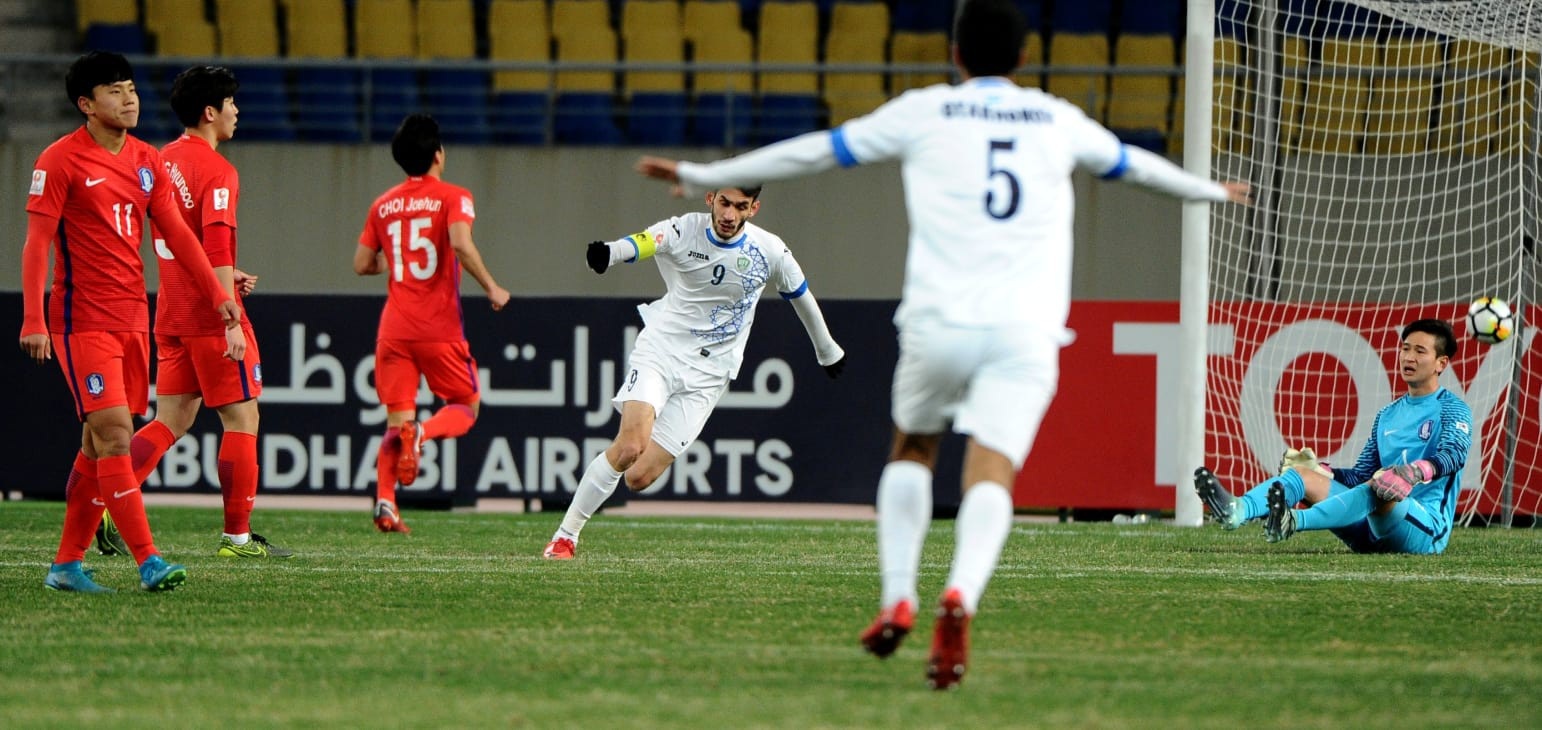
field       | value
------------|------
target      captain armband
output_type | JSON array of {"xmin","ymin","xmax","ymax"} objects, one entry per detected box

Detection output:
[{"xmin": 624, "ymin": 231, "xmax": 658, "ymax": 262}]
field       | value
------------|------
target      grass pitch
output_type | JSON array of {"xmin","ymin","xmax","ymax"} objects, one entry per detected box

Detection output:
[{"xmin": 1, "ymin": 502, "xmax": 1538, "ymax": 728}]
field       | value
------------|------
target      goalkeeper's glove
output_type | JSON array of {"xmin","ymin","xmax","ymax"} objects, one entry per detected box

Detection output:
[
  {"xmin": 586, "ymin": 241, "xmax": 610, "ymax": 274},
  {"xmin": 1369, "ymin": 460, "xmax": 1435, "ymax": 502},
  {"xmin": 822, "ymin": 355, "xmax": 846, "ymax": 380},
  {"xmin": 1279, "ymin": 447, "xmax": 1333, "ymax": 479}
]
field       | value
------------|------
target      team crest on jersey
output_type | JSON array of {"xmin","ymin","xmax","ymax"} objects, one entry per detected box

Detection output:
[
  {"xmin": 213, "ymin": 187, "xmax": 230, "ymax": 211},
  {"xmin": 736, "ymin": 256, "xmax": 750, "ymax": 272},
  {"xmin": 137, "ymin": 167, "xmax": 155, "ymax": 196},
  {"xmin": 460, "ymin": 196, "xmax": 475, "ymax": 218},
  {"xmin": 1418, "ymin": 419, "xmax": 1434, "ymax": 440},
  {"xmin": 86, "ymin": 373, "xmax": 105, "ymax": 397},
  {"xmin": 252, "ymin": 363, "xmax": 263, "ymax": 384},
  {"xmin": 29, "ymin": 169, "xmax": 46, "ymax": 196}
]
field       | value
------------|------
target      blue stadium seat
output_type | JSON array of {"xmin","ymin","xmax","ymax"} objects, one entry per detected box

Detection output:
[
  {"xmin": 228, "ymin": 67, "xmax": 296, "ymax": 141},
  {"xmin": 627, "ymin": 93, "xmax": 688, "ymax": 145},
  {"xmin": 1120, "ymin": 0, "xmax": 1182, "ymax": 36},
  {"xmin": 691, "ymin": 93, "xmax": 752, "ymax": 146},
  {"xmin": 424, "ymin": 69, "xmax": 491, "ymax": 144},
  {"xmin": 553, "ymin": 93, "xmax": 623, "ymax": 145},
  {"xmin": 892, "ymin": 0, "xmax": 952, "ymax": 31},
  {"xmin": 294, "ymin": 68, "xmax": 362, "ymax": 142},
  {"xmin": 491, "ymin": 92, "xmax": 549, "ymax": 145},
  {"xmin": 1051, "ymin": 0, "xmax": 1112, "ymax": 34},
  {"xmin": 130, "ymin": 80, "xmax": 181, "ymax": 143},
  {"xmin": 367, "ymin": 69, "xmax": 421, "ymax": 143},
  {"xmin": 82, "ymin": 23, "xmax": 148, "ymax": 54},
  {"xmin": 755, "ymin": 94, "xmax": 821, "ymax": 145}
]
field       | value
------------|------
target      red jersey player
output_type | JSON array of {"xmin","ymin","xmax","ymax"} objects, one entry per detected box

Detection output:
[
  {"xmin": 20, "ymin": 52, "xmax": 241, "ymax": 593},
  {"xmin": 353, "ymin": 114, "xmax": 510, "ymax": 533},
  {"xmin": 119, "ymin": 65, "xmax": 291, "ymax": 559}
]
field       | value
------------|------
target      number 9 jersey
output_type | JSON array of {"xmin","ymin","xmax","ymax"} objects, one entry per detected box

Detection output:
[{"xmin": 359, "ymin": 175, "xmax": 477, "ymax": 342}]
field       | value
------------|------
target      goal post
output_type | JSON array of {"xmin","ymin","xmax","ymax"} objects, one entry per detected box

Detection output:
[{"xmin": 1182, "ymin": 0, "xmax": 1541, "ymax": 527}]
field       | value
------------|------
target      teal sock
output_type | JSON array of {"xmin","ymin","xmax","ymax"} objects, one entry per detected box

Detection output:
[
  {"xmin": 1239, "ymin": 470, "xmax": 1305, "ymax": 521},
  {"xmin": 1296, "ymin": 485, "xmax": 1376, "ymax": 531}
]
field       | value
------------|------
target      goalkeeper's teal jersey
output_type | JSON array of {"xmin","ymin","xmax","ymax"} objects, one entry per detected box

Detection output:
[{"xmin": 1332, "ymin": 387, "xmax": 1472, "ymax": 552}]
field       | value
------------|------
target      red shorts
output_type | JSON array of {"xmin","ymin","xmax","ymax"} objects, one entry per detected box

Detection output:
[
  {"xmin": 155, "ymin": 324, "xmax": 263, "ymax": 408},
  {"xmin": 375, "ymin": 339, "xmax": 479, "ymax": 412},
  {"xmin": 52, "ymin": 330, "xmax": 150, "ymax": 420}
]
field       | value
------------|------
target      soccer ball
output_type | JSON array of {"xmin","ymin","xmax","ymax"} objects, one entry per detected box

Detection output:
[{"xmin": 1467, "ymin": 297, "xmax": 1514, "ymax": 344}]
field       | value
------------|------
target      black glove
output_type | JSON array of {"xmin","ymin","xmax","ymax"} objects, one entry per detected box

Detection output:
[
  {"xmin": 823, "ymin": 355, "xmax": 846, "ymax": 380},
  {"xmin": 586, "ymin": 241, "xmax": 610, "ymax": 274}
]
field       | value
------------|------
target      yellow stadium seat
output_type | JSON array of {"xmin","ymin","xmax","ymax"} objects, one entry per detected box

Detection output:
[
  {"xmin": 1014, "ymin": 31, "xmax": 1045, "ymax": 88},
  {"xmin": 284, "ymin": 0, "xmax": 348, "ymax": 58},
  {"xmin": 889, "ymin": 31, "xmax": 948, "ymax": 92},
  {"xmin": 757, "ymin": 1, "xmax": 818, "ymax": 95},
  {"xmin": 356, "ymin": 0, "xmax": 416, "ymax": 58},
  {"xmin": 553, "ymin": 0, "xmax": 612, "ymax": 43},
  {"xmin": 1300, "ymin": 36, "xmax": 1376, "ymax": 154},
  {"xmin": 1048, "ymin": 32, "xmax": 1110, "ymax": 121},
  {"xmin": 1276, "ymin": 35, "xmax": 1309, "ymax": 151},
  {"xmin": 214, "ymin": 0, "xmax": 279, "ymax": 57},
  {"xmin": 1437, "ymin": 39, "xmax": 1507, "ymax": 156},
  {"xmin": 824, "ymin": 2, "xmax": 889, "ymax": 124},
  {"xmin": 157, "ymin": 19, "xmax": 218, "ymax": 57},
  {"xmin": 623, "ymin": 0, "xmax": 682, "ymax": 41},
  {"xmin": 1108, "ymin": 34, "xmax": 1174, "ymax": 135},
  {"xmin": 490, "ymin": 0, "xmax": 552, "ymax": 92},
  {"xmin": 417, "ymin": 0, "xmax": 477, "ymax": 59},
  {"xmin": 684, "ymin": 0, "xmax": 741, "ymax": 48},
  {"xmin": 1365, "ymin": 36, "xmax": 1440, "ymax": 155},
  {"xmin": 144, "ymin": 0, "xmax": 204, "ymax": 38},
  {"xmin": 624, "ymin": 25, "xmax": 685, "ymax": 93},
  {"xmin": 692, "ymin": 28, "xmax": 753, "ymax": 95},
  {"xmin": 556, "ymin": 27, "xmax": 617, "ymax": 93},
  {"xmin": 76, "ymin": 0, "xmax": 138, "ymax": 33}
]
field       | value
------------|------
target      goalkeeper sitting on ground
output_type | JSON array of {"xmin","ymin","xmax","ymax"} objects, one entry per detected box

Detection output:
[{"xmin": 1194, "ymin": 318, "xmax": 1473, "ymax": 554}]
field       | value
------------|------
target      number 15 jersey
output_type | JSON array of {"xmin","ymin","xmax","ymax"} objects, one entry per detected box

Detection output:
[{"xmin": 358, "ymin": 175, "xmax": 475, "ymax": 342}]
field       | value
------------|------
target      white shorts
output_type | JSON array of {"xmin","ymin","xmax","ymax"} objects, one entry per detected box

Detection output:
[
  {"xmin": 890, "ymin": 322, "xmax": 1060, "ymax": 468},
  {"xmin": 613, "ymin": 334, "xmax": 730, "ymax": 457}
]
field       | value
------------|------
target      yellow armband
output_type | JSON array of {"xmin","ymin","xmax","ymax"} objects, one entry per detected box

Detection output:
[{"xmin": 624, "ymin": 231, "xmax": 657, "ymax": 262}]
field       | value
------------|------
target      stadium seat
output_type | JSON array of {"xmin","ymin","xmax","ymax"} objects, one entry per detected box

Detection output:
[
  {"xmin": 552, "ymin": 0, "xmax": 612, "ymax": 43},
  {"xmin": 131, "ymin": 78, "xmax": 181, "ymax": 143},
  {"xmin": 890, "ymin": 31, "xmax": 948, "ymax": 93},
  {"xmin": 489, "ymin": 0, "xmax": 553, "ymax": 144},
  {"xmin": 418, "ymin": 0, "xmax": 477, "ymax": 59},
  {"xmin": 214, "ymin": 0, "xmax": 279, "ymax": 57},
  {"xmin": 417, "ymin": 0, "xmax": 489, "ymax": 144},
  {"xmin": 226, "ymin": 66, "xmax": 296, "ymax": 141},
  {"xmin": 684, "ymin": 0, "xmax": 743, "ymax": 48},
  {"xmin": 623, "ymin": 20, "xmax": 687, "ymax": 145},
  {"xmin": 82, "ymin": 23, "xmax": 148, "ymax": 55},
  {"xmin": 691, "ymin": 29, "xmax": 754, "ymax": 145},
  {"xmin": 623, "ymin": 0, "xmax": 682, "ymax": 41},
  {"xmin": 144, "ymin": 0, "xmax": 206, "ymax": 40},
  {"xmin": 1107, "ymin": 34, "xmax": 1175, "ymax": 152},
  {"xmin": 1276, "ymin": 35, "xmax": 1309, "ymax": 151},
  {"xmin": 555, "ymin": 28, "xmax": 623, "ymax": 144},
  {"xmin": 1174, "ymin": 36, "xmax": 1251, "ymax": 157},
  {"xmin": 1013, "ymin": 31, "xmax": 1045, "ymax": 90},
  {"xmin": 284, "ymin": 0, "xmax": 348, "ymax": 58},
  {"xmin": 1365, "ymin": 35, "xmax": 1440, "ymax": 155},
  {"xmin": 1050, "ymin": 0, "xmax": 1112, "ymax": 34},
  {"xmin": 76, "ymin": 0, "xmax": 138, "ymax": 34},
  {"xmin": 1120, "ymin": 0, "xmax": 1182, "ymax": 36},
  {"xmin": 154, "ymin": 19, "xmax": 217, "ymax": 57},
  {"xmin": 823, "ymin": 1, "xmax": 889, "ymax": 125},
  {"xmin": 1300, "ymin": 36, "xmax": 1376, "ymax": 153},
  {"xmin": 1047, "ymin": 32, "xmax": 1110, "ymax": 121},
  {"xmin": 295, "ymin": 68, "xmax": 364, "ymax": 141},
  {"xmin": 1437, "ymin": 39, "xmax": 1508, "ymax": 156},
  {"xmin": 756, "ymin": 1, "xmax": 821, "ymax": 143},
  {"xmin": 891, "ymin": 0, "xmax": 951, "ymax": 32},
  {"xmin": 356, "ymin": 0, "xmax": 417, "ymax": 59}
]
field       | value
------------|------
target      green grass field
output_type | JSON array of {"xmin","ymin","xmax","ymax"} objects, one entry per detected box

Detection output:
[{"xmin": 1, "ymin": 502, "xmax": 1538, "ymax": 728}]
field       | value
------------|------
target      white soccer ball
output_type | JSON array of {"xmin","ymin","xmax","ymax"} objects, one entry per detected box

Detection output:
[{"xmin": 1467, "ymin": 297, "xmax": 1515, "ymax": 344}]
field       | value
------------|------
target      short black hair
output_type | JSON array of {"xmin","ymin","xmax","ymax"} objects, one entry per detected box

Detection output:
[
  {"xmin": 169, "ymin": 66, "xmax": 239, "ymax": 128},
  {"xmin": 66, "ymin": 51, "xmax": 134, "ymax": 114},
  {"xmin": 954, "ymin": 0, "xmax": 1028, "ymax": 78},
  {"xmin": 1403, "ymin": 318, "xmax": 1457, "ymax": 359},
  {"xmin": 726, "ymin": 185, "xmax": 762, "ymax": 200},
  {"xmin": 391, "ymin": 113, "xmax": 442, "ymax": 176}
]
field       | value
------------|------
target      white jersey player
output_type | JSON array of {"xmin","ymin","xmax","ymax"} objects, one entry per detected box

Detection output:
[
  {"xmin": 634, "ymin": 0, "xmax": 1251, "ymax": 691},
  {"xmin": 543, "ymin": 186, "xmax": 846, "ymax": 560}
]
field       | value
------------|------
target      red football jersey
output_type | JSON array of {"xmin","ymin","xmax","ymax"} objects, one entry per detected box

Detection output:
[
  {"xmin": 151, "ymin": 134, "xmax": 246, "ymax": 336},
  {"xmin": 358, "ymin": 176, "xmax": 475, "ymax": 342},
  {"xmin": 25, "ymin": 127, "xmax": 180, "ymax": 333}
]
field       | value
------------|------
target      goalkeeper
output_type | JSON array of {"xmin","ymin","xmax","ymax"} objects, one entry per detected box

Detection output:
[{"xmin": 1194, "ymin": 319, "xmax": 1472, "ymax": 554}]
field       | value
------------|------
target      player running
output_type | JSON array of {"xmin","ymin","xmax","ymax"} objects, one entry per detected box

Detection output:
[
  {"xmin": 355, "ymin": 113, "xmax": 510, "ymax": 533},
  {"xmin": 541, "ymin": 185, "xmax": 846, "ymax": 560},
  {"xmin": 21, "ymin": 51, "xmax": 241, "ymax": 592}
]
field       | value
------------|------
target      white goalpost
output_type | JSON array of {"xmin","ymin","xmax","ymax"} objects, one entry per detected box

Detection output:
[{"xmin": 1181, "ymin": 0, "xmax": 1541, "ymax": 527}]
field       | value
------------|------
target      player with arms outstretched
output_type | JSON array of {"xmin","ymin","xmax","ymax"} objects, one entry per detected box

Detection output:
[
  {"xmin": 635, "ymin": 0, "xmax": 1250, "ymax": 689},
  {"xmin": 355, "ymin": 113, "xmax": 510, "ymax": 533},
  {"xmin": 1195, "ymin": 318, "xmax": 1471, "ymax": 554},
  {"xmin": 541, "ymin": 185, "xmax": 846, "ymax": 560},
  {"xmin": 21, "ymin": 51, "xmax": 241, "ymax": 592}
]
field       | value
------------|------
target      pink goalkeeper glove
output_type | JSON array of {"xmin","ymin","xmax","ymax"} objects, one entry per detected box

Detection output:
[{"xmin": 1369, "ymin": 460, "xmax": 1435, "ymax": 502}]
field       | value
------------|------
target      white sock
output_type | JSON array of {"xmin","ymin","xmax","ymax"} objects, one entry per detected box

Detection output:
[
  {"xmin": 944, "ymin": 481, "xmax": 1013, "ymax": 614},
  {"xmin": 876, "ymin": 460, "xmax": 932, "ymax": 609},
  {"xmin": 224, "ymin": 532, "xmax": 250, "ymax": 545},
  {"xmin": 556, "ymin": 454, "xmax": 624, "ymax": 541}
]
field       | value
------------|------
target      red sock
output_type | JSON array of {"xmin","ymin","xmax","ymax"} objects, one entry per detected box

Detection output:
[
  {"xmin": 376, "ymin": 427, "xmax": 401, "ymax": 504},
  {"xmin": 219, "ymin": 431, "xmax": 259, "ymax": 536},
  {"xmin": 53, "ymin": 452, "xmax": 103, "ymax": 565},
  {"xmin": 98, "ymin": 454, "xmax": 157, "ymax": 564},
  {"xmin": 421, "ymin": 403, "xmax": 475, "ymax": 440},
  {"xmin": 131, "ymin": 419, "xmax": 178, "ymax": 485}
]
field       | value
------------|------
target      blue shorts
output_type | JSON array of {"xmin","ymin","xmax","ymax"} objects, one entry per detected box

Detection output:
[{"xmin": 1331, "ymin": 497, "xmax": 1448, "ymax": 555}]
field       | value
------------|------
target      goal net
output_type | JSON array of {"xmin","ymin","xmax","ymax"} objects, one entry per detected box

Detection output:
[{"xmin": 1202, "ymin": 0, "xmax": 1541, "ymax": 526}]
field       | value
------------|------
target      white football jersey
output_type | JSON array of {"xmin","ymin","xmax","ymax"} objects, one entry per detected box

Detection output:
[
  {"xmin": 832, "ymin": 77, "xmax": 1126, "ymax": 334},
  {"xmin": 619, "ymin": 211, "xmax": 809, "ymax": 378}
]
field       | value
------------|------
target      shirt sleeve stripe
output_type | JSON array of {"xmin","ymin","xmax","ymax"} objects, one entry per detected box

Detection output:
[
  {"xmin": 1099, "ymin": 144, "xmax": 1130, "ymax": 180},
  {"xmin": 831, "ymin": 128, "xmax": 859, "ymax": 168},
  {"xmin": 780, "ymin": 280, "xmax": 809, "ymax": 300}
]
